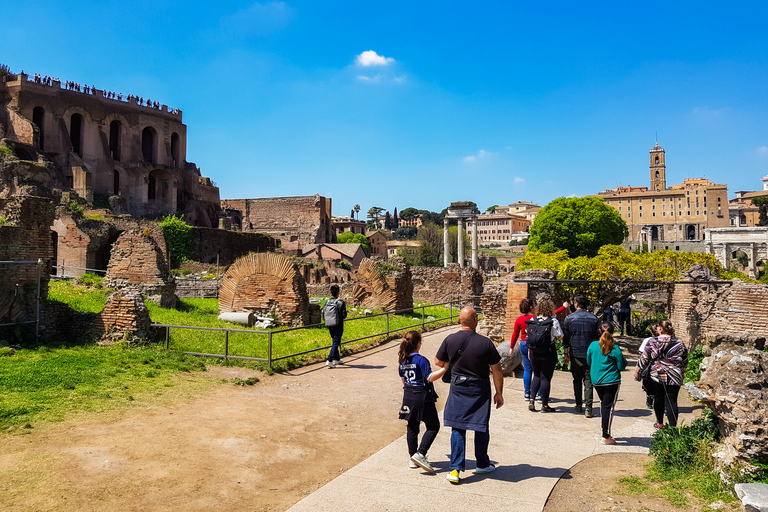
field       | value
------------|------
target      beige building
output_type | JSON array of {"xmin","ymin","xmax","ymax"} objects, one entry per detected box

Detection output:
[
  {"xmin": 596, "ymin": 143, "xmax": 729, "ymax": 244},
  {"xmin": 729, "ymin": 175, "xmax": 768, "ymax": 227},
  {"xmin": 497, "ymin": 201, "xmax": 541, "ymax": 223},
  {"xmin": 366, "ymin": 230, "xmax": 389, "ymax": 257},
  {"xmin": 387, "ymin": 240, "xmax": 421, "ymax": 258},
  {"xmin": 398, "ymin": 214, "xmax": 423, "ymax": 228},
  {"xmin": 332, "ymin": 216, "xmax": 367, "ymax": 235},
  {"xmin": 468, "ymin": 212, "xmax": 531, "ymax": 244}
]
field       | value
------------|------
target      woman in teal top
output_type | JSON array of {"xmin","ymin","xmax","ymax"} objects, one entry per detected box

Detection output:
[{"xmin": 586, "ymin": 322, "xmax": 627, "ymax": 445}]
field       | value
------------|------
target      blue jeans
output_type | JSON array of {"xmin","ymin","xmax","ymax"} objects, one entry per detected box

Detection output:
[
  {"xmin": 449, "ymin": 428, "xmax": 490, "ymax": 471},
  {"xmin": 327, "ymin": 324, "xmax": 343, "ymax": 362},
  {"xmin": 520, "ymin": 340, "xmax": 532, "ymax": 395}
]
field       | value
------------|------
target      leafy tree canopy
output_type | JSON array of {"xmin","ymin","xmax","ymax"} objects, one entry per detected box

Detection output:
[
  {"xmin": 752, "ymin": 196, "xmax": 768, "ymax": 226},
  {"xmin": 337, "ymin": 231, "xmax": 370, "ymax": 252},
  {"xmin": 393, "ymin": 226, "xmax": 418, "ymax": 240},
  {"xmin": 399, "ymin": 207, "xmax": 419, "ymax": 218},
  {"xmin": 517, "ymin": 246, "xmax": 723, "ymax": 312},
  {"xmin": 528, "ymin": 196, "xmax": 628, "ymax": 258}
]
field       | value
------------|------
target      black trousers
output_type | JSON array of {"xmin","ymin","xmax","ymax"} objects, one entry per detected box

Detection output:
[
  {"xmin": 646, "ymin": 380, "xmax": 680, "ymax": 427},
  {"xmin": 594, "ymin": 383, "xmax": 620, "ymax": 438},
  {"xmin": 530, "ymin": 351, "xmax": 557, "ymax": 405},
  {"xmin": 407, "ymin": 400, "xmax": 440, "ymax": 456}
]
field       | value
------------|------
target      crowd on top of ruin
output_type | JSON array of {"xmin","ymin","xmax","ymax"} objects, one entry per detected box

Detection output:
[{"xmin": 22, "ymin": 70, "xmax": 179, "ymax": 115}]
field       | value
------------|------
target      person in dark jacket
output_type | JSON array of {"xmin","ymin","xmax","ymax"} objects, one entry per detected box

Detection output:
[{"xmin": 562, "ymin": 295, "xmax": 600, "ymax": 417}]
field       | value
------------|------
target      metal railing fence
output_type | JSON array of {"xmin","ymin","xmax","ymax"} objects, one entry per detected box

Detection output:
[
  {"xmin": 0, "ymin": 259, "xmax": 43, "ymax": 340},
  {"xmin": 152, "ymin": 296, "xmax": 483, "ymax": 368}
]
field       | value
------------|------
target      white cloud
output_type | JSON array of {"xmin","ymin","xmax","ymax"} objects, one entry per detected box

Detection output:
[
  {"xmin": 219, "ymin": 1, "xmax": 295, "ymax": 36},
  {"xmin": 393, "ymin": 75, "xmax": 407, "ymax": 83},
  {"xmin": 514, "ymin": 177, "xmax": 525, "ymax": 184},
  {"xmin": 463, "ymin": 149, "xmax": 496, "ymax": 163},
  {"xmin": 356, "ymin": 50, "xmax": 395, "ymax": 67},
  {"xmin": 758, "ymin": 146, "xmax": 768, "ymax": 155},
  {"xmin": 356, "ymin": 75, "xmax": 380, "ymax": 83}
]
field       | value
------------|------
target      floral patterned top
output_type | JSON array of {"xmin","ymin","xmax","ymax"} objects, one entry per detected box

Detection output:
[{"xmin": 636, "ymin": 336, "xmax": 689, "ymax": 386}]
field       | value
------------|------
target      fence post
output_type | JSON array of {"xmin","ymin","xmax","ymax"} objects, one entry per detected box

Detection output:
[
  {"xmin": 35, "ymin": 259, "xmax": 42, "ymax": 342},
  {"xmin": 421, "ymin": 304, "xmax": 425, "ymax": 329},
  {"xmin": 268, "ymin": 331, "xmax": 273, "ymax": 369},
  {"xmin": 386, "ymin": 312, "xmax": 390, "ymax": 336},
  {"xmin": 224, "ymin": 330, "xmax": 229, "ymax": 361},
  {"xmin": 165, "ymin": 326, "xmax": 170, "ymax": 349}
]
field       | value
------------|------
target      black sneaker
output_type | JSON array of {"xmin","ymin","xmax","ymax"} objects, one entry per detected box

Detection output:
[
  {"xmin": 541, "ymin": 405, "xmax": 556, "ymax": 413},
  {"xmin": 574, "ymin": 405, "xmax": 584, "ymax": 414},
  {"xmin": 585, "ymin": 409, "xmax": 594, "ymax": 418},
  {"xmin": 528, "ymin": 401, "xmax": 536, "ymax": 412}
]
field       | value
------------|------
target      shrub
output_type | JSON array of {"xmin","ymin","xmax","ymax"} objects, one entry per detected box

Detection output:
[
  {"xmin": 76, "ymin": 273, "xmax": 104, "ymax": 289},
  {"xmin": 338, "ymin": 261, "xmax": 351, "ymax": 271},
  {"xmin": 685, "ymin": 345, "xmax": 704, "ymax": 383},
  {"xmin": 159, "ymin": 215, "xmax": 192, "ymax": 268},
  {"xmin": 649, "ymin": 410, "xmax": 720, "ymax": 476},
  {"xmin": 67, "ymin": 201, "xmax": 84, "ymax": 217}
]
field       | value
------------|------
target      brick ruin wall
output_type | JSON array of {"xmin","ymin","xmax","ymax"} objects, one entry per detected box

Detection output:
[
  {"xmin": 220, "ymin": 195, "xmax": 333, "ymax": 251},
  {"xmin": 95, "ymin": 287, "xmax": 154, "ymax": 343},
  {"xmin": 0, "ymin": 196, "xmax": 55, "ymax": 328},
  {"xmin": 670, "ymin": 279, "xmax": 768, "ymax": 349},
  {"xmin": 189, "ymin": 226, "xmax": 278, "ymax": 265},
  {"xmin": 105, "ymin": 226, "xmax": 176, "ymax": 307},
  {"xmin": 411, "ymin": 264, "xmax": 484, "ymax": 305}
]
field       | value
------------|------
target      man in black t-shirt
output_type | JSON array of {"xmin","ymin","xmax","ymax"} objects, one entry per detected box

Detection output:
[{"xmin": 435, "ymin": 307, "xmax": 504, "ymax": 485}]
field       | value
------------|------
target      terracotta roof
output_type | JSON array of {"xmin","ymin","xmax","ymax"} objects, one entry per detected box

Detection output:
[{"xmin": 302, "ymin": 243, "xmax": 363, "ymax": 258}]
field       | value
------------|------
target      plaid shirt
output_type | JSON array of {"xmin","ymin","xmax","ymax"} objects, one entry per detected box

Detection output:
[{"xmin": 636, "ymin": 337, "xmax": 688, "ymax": 386}]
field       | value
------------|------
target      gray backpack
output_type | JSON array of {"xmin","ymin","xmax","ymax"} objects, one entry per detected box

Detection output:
[{"xmin": 323, "ymin": 298, "xmax": 341, "ymax": 327}]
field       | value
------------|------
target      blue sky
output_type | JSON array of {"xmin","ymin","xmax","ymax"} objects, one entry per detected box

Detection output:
[{"xmin": 4, "ymin": 1, "xmax": 768, "ymax": 216}]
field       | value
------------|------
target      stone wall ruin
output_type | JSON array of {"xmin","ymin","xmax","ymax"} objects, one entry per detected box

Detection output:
[
  {"xmin": 349, "ymin": 257, "xmax": 413, "ymax": 312},
  {"xmin": 411, "ymin": 264, "xmax": 484, "ymax": 305},
  {"xmin": 219, "ymin": 253, "xmax": 309, "ymax": 326}
]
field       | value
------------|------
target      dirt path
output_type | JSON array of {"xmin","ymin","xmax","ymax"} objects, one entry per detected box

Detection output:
[{"xmin": 0, "ymin": 330, "xmax": 443, "ymax": 512}]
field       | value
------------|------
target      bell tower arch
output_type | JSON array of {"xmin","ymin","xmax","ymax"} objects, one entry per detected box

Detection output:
[{"xmin": 650, "ymin": 141, "xmax": 666, "ymax": 191}]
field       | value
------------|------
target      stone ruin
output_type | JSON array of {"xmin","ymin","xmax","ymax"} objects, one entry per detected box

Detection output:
[
  {"xmin": 411, "ymin": 264, "xmax": 483, "ymax": 305},
  {"xmin": 219, "ymin": 253, "xmax": 309, "ymax": 326},
  {"xmin": 349, "ymin": 257, "xmax": 413, "ymax": 312},
  {"xmin": 95, "ymin": 286, "xmax": 155, "ymax": 344},
  {"xmin": 105, "ymin": 225, "xmax": 177, "ymax": 308},
  {"xmin": 676, "ymin": 278, "xmax": 768, "ymax": 468}
]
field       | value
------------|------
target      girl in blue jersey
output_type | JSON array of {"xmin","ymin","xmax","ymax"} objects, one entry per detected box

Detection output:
[{"xmin": 398, "ymin": 330, "xmax": 445, "ymax": 473}]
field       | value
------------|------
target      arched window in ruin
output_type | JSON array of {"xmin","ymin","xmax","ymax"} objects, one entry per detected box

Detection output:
[
  {"xmin": 148, "ymin": 173, "xmax": 157, "ymax": 200},
  {"xmin": 70, "ymin": 113, "xmax": 83, "ymax": 157},
  {"xmin": 686, "ymin": 224, "xmax": 696, "ymax": 240},
  {"xmin": 113, "ymin": 170, "xmax": 120, "ymax": 195},
  {"xmin": 171, "ymin": 132, "xmax": 180, "ymax": 168},
  {"xmin": 651, "ymin": 226, "xmax": 658, "ymax": 241},
  {"xmin": 141, "ymin": 126, "xmax": 156, "ymax": 164},
  {"xmin": 109, "ymin": 120, "xmax": 121, "ymax": 161},
  {"xmin": 33, "ymin": 107, "xmax": 45, "ymax": 150}
]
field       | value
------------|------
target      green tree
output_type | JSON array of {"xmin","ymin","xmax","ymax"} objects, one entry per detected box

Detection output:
[
  {"xmin": 159, "ymin": 215, "xmax": 192, "ymax": 268},
  {"xmin": 416, "ymin": 222, "xmax": 443, "ymax": 267},
  {"xmin": 384, "ymin": 212, "xmax": 393, "ymax": 229},
  {"xmin": 752, "ymin": 197, "xmax": 768, "ymax": 226},
  {"xmin": 447, "ymin": 225, "xmax": 471, "ymax": 264},
  {"xmin": 486, "ymin": 205, "xmax": 499, "ymax": 213},
  {"xmin": 400, "ymin": 207, "xmax": 419, "ymax": 219},
  {"xmin": 393, "ymin": 226, "xmax": 418, "ymax": 240},
  {"xmin": 393, "ymin": 207, "xmax": 399, "ymax": 228},
  {"xmin": 337, "ymin": 232, "xmax": 371, "ymax": 253},
  {"xmin": 517, "ymin": 245, "xmax": 723, "ymax": 312},
  {"xmin": 367, "ymin": 206, "xmax": 384, "ymax": 229},
  {"xmin": 354, "ymin": 204, "xmax": 361, "ymax": 220},
  {"xmin": 528, "ymin": 196, "xmax": 628, "ymax": 258}
]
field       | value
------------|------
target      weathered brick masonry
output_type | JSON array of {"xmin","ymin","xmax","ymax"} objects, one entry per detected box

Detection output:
[
  {"xmin": 95, "ymin": 287, "xmax": 154, "ymax": 342},
  {"xmin": 411, "ymin": 264, "xmax": 483, "ymax": 304},
  {"xmin": 671, "ymin": 279, "xmax": 768, "ymax": 348},
  {"xmin": 221, "ymin": 195, "xmax": 334, "ymax": 252},
  {"xmin": 349, "ymin": 258, "xmax": 413, "ymax": 312},
  {"xmin": 189, "ymin": 226, "xmax": 277, "ymax": 265}
]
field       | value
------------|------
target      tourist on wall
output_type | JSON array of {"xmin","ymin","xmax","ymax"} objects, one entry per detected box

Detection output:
[
  {"xmin": 562, "ymin": 295, "xmax": 601, "ymax": 417},
  {"xmin": 587, "ymin": 322, "xmax": 627, "ymax": 444},
  {"xmin": 322, "ymin": 284, "xmax": 347, "ymax": 368},
  {"xmin": 634, "ymin": 320, "xmax": 688, "ymax": 428},
  {"xmin": 525, "ymin": 297, "xmax": 563, "ymax": 413},
  {"xmin": 434, "ymin": 307, "xmax": 504, "ymax": 485},
  {"xmin": 398, "ymin": 331, "xmax": 445, "ymax": 473}
]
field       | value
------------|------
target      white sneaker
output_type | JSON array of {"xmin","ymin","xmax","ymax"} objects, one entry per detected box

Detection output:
[
  {"xmin": 474, "ymin": 464, "xmax": 496, "ymax": 474},
  {"xmin": 409, "ymin": 458, "xmax": 418, "ymax": 469},
  {"xmin": 410, "ymin": 452, "xmax": 435, "ymax": 473},
  {"xmin": 337, "ymin": 359, "xmax": 345, "ymax": 365},
  {"xmin": 326, "ymin": 360, "xmax": 335, "ymax": 368}
]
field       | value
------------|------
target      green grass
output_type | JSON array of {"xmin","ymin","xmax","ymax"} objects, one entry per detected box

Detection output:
[
  {"xmin": 147, "ymin": 298, "xmax": 458, "ymax": 371},
  {"xmin": 0, "ymin": 344, "xmax": 209, "ymax": 430},
  {"xmin": 47, "ymin": 278, "xmax": 112, "ymax": 313}
]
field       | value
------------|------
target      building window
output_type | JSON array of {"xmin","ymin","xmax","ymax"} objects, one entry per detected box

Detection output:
[
  {"xmin": 639, "ymin": 206, "xmax": 642, "ymax": 211},
  {"xmin": 652, "ymin": 205, "xmax": 655, "ymax": 210},
  {"xmin": 639, "ymin": 213, "xmax": 643, "ymax": 217},
  {"xmin": 663, "ymin": 212, "xmax": 666, "ymax": 217},
  {"xmin": 662, "ymin": 197, "xmax": 666, "ymax": 202},
  {"xmin": 652, "ymin": 198, "xmax": 656, "ymax": 202},
  {"xmin": 688, "ymin": 211, "xmax": 691, "ymax": 216},
  {"xmin": 627, "ymin": 213, "xmax": 631, "ymax": 218},
  {"xmin": 671, "ymin": 211, "xmax": 674, "ymax": 216},
  {"xmin": 618, "ymin": 206, "xmax": 622, "ymax": 211},
  {"xmin": 652, "ymin": 212, "xmax": 656, "ymax": 217},
  {"xmin": 639, "ymin": 199, "xmax": 643, "ymax": 203}
]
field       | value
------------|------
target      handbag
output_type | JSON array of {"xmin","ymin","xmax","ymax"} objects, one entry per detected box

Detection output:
[{"xmin": 441, "ymin": 332, "xmax": 474, "ymax": 383}]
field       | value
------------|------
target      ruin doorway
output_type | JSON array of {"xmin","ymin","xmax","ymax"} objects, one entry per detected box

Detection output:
[
  {"xmin": 651, "ymin": 226, "xmax": 659, "ymax": 241},
  {"xmin": 113, "ymin": 170, "xmax": 120, "ymax": 195},
  {"xmin": 95, "ymin": 231, "xmax": 122, "ymax": 273},
  {"xmin": 51, "ymin": 231, "xmax": 58, "ymax": 275},
  {"xmin": 33, "ymin": 107, "xmax": 45, "ymax": 150},
  {"xmin": 70, "ymin": 114, "xmax": 83, "ymax": 156},
  {"xmin": 148, "ymin": 173, "xmax": 157, "ymax": 200},
  {"xmin": 171, "ymin": 132, "xmax": 180, "ymax": 168},
  {"xmin": 141, "ymin": 127, "xmax": 156, "ymax": 163},
  {"xmin": 109, "ymin": 120, "xmax": 121, "ymax": 161},
  {"xmin": 686, "ymin": 224, "xmax": 696, "ymax": 240}
]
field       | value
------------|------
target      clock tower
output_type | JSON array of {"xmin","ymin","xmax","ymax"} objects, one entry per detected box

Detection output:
[{"xmin": 650, "ymin": 141, "xmax": 666, "ymax": 191}]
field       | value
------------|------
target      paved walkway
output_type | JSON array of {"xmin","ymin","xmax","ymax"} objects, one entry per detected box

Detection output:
[{"xmin": 287, "ymin": 325, "xmax": 701, "ymax": 512}]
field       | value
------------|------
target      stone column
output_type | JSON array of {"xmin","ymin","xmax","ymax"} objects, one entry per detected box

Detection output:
[
  {"xmin": 457, "ymin": 218, "xmax": 464, "ymax": 268},
  {"xmin": 471, "ymin": 216, "xmax": 478, "ymax": 268},
  {"xmin": 443, "ymin": 217, "xmax": 450, "ymax": 267},
  {"xmin": 749, "ymin": 243, "xmax": 757, "ymax": 278}
]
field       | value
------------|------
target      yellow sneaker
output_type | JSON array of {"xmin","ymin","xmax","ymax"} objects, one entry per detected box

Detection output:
[{"xmin": 446, "ymin": 469, "xmax": 460, "ymax": 484}]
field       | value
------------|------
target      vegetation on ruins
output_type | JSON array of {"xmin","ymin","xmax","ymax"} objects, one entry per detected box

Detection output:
[
  {"xmin": 66, "ymin": 200, "xmax": 84, "ymax": 218},
  {"xmin": 752, "ymin": 196, "xmax": 768, "ymax": 226},
  {"xmin": 517, "ymin": 245, "xmax": 722, "ymax": 311},
  {"xmin": 393, "ymin": 226, "xmax": 417, "ymax": 240},
  {"xmin": 159, "ymin": 214, "xmax": 192, "ymax": 267},
  {"xmin": 0, "ymin": 63, "xmax": 11, "ymax": 79},
  {"xmin": 336, "ymin": 231, "xmax": 370, "ymax": 252},
  {"xmin": 528, "ymin": 196, "xmax": 628, "ymax": 258}
]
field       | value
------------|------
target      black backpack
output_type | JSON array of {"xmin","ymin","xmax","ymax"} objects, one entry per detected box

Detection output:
[{"xmin": 525, "ymin": 317, "xmax": 554, "ymax": 353}]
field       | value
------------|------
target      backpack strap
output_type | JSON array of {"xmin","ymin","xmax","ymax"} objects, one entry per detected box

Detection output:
[{"xmin": 450, "ymin": 332, "xmax": 474, "ymax": 366}]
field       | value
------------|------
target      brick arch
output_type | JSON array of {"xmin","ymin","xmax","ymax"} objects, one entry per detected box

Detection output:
[{"xmin": 219, "ymin": 253, "xmax": 309, "ymax": 326}]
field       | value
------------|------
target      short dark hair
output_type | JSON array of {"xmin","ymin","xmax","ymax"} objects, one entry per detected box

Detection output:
[
  {"xmin": 330, "ymin": 284, "xmax": 340, "ymax": 297},
  {"xmin": 574, "ymin": 295, "xmax": 589, "ymax": 309}
]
